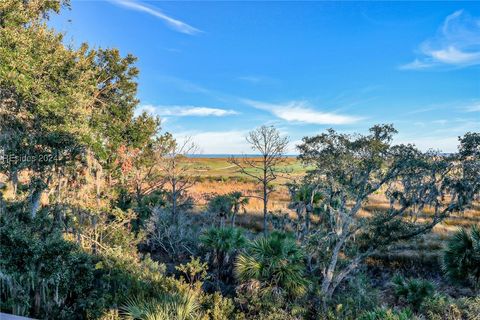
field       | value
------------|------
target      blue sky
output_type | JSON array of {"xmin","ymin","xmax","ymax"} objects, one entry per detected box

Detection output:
[{"xmin": 51, "ymin": 1, "xmax": 479, "ymax": 153}]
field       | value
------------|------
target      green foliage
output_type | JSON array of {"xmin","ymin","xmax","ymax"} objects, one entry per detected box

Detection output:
[
  {"xmin": 200, "ymin": 227, "xmax": 246, "ymax": 282},
  {"xmin": 420, "ymin": 295, "xmax": 463, "ymax": 320},
  {"xmin": 327, "ymin": 273, "xmax": 380, "ymax": 319},
  {"xmin": 199, "ymin": 292, "xmax": 237, "ymax": 320},
  {"xmin": 235, "ymin": 232, "xmax": 309, "ymax": 297},
  {"xmin": 1, "ymin": 2, "xmax": 479, "ymax": 320},
  {"xmin": 358, "ymin": 307, "xmax": 414, "ymax": 320},
  {"xmin": 176, "ymin": 257, "xmax": 209, "ymax": 285},
  {"xmin": 228, "ymin": 191, "xmax": 249, "ymax": 227},
  {"xmin": 391, "ymin": 275, "xmax": 435, "ymax": 311},
  {"xmin": 208, "ymin": 195, "xmax": 234, "ymax": 226},
  {"xmin": 200, "ymin": 227, "xmax": 246, "ymax": 259},
  {"xmin": 207, "ymin": 192, "xmax": 249, "ymax": 228},
  {"xmin": 0, "ymin": 209, "xmax": 104, "ymax": 319},
  {"xmin": 121, "ymin": 291, "xmax": 200, "ymax": 320},
  {"xmin": 420, "ymin": 295, "xmax": 480, "ymax": 320},
  {"xmin": 234, "ymin": 280, "xmax": 306, "ymax": 319},
  {"xmin": 442, "ymin": 225, "xmax": 480, "ymax": 289},
  {"xmin": 0, "ymin": 0, "xmax": 97, "ymax": 216},
  {"xmin": 297, "ymin": 124, "xmax": 480, "ymax": 300}
]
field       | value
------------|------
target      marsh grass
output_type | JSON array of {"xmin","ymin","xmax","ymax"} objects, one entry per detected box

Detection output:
[{"xmin": 187, "ymin": 158, "xmax": 480, "ymax": 269}]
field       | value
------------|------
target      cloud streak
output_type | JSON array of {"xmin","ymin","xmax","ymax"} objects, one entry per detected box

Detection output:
[
  {"xmin": 109, "ymin": 0, "xmax": 201, "ymax": 35},
  {"xmin": 137, "ymin": 105, "xmax": 238, "ymax": 117},
  {"xmin": 465, "ymin": 102, "xmax": 480, "ymax": 112},
  {"xmin": 400, "ymin": 10, "xmax": 480, "ymax": 70},
  {"xmin": 242, "ymin": 99, "xmax": 362, "ymax": 125},
  {"xmin": 176, "ymin": 130, "xmax": 250, "ymax": 154}
]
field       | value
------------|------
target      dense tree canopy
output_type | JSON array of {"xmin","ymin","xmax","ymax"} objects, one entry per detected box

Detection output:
[{"xmin": 297, "ymin": 125, "xmax": 479, "ymax": 298}]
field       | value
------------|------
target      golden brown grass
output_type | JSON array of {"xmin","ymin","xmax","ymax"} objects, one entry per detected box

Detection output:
[{"xmin": 188, "ymin": 160, "xmax": 480, "ymax": 266}]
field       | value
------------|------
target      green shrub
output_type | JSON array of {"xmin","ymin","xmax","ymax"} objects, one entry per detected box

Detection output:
[
  {"xmin": 420, "ymin": 295, "xmax": 463, "ymax": 320},
  {"xmin": 120, "ymin": 290, "xmax": 200, "ymax": 320},
  {"xmin": 358, "ymin": 307, "xmax": 414, "ymax": 320},
  {"xmin": 392, "ymin": 275, "xmax": 435, "ymax": 311},
  {"xmin": 176, "ymin": 256, "xmax": 209, "ymax": 285},
  {"xmin": 207, "ymin": 195, "xmax": 234, "ymax": 227},
  {"xmin": 199, "ymin": 292, "xmax": 237, "ymax": 320},
  {"xmin": 420, "ymin": 295, "xmax": 480, "ymax": 320},
  {"xmin": 200, "ymin": 227, "xmax": 246, "ymax": 282},
  {"xmin": 0, "ymin": 210, "xmax": 109, "ymax": 319},
  {"xmin": 442, "ymin": 225, "xmax": 480, "ymax": 290},
  {"xmin": 327, "ymin": 273, "xmax": 380, "ymax": 319},
  {"xmin": 235, "ymin": 231, "xmax": 309, "ymax": 297}
]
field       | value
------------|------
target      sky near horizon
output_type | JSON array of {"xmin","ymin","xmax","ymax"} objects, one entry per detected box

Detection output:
[{"xmin": 50, "ymin": 1, "xmax": 479, "ymax": 154}]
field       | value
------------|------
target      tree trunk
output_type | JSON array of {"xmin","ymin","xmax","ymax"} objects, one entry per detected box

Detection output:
[
  {"xmin": 263, "ymin": 195, "xmax": 268, "ymax": 235},
  {"xmin": 220, "ymin": 215, "xmax": 225, "ymax": 228},
  {"xmin": 263, "ymin": 180, "xmax": 268, "ymax": 235},
  {"xmin": 34, "ymin": 285, "xmax": 41, "ymax": 317},
  {"xmin": 320, "ymin": 226, "xmax": 350, "ymax": 298},
  {"xmin": 326, "ymin": 255, "xmax": 362, "ymax": 299},
  {"xmin": 172, "ymin": 179, "xmax": 177, "ymax": 221},
  {"xmin": 30, "ymin": 187, "xmax": 43, "ymax": 218},
  {"xmin": 231, "ymin": 212, "xmax": 236, "ymax": 227},
  {"xmin": 0, "ymin": 192, "xmax": 5, "ymax": 215},
  {"xmin": 10, "ymin": 168, "xmax": 18, "ymax": 198},
  {"xmin": 305, "ymin": 205, "xmax": 312, "ymax": 237},
  {"xmin": 263, "ymin": 155, "xmax": 268, "ymax": 235}
]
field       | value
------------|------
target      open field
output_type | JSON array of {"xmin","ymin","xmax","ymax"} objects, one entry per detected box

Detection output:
[{"xmin": 189, "ymin": 156, "xmax": 306, "ymax": 181}]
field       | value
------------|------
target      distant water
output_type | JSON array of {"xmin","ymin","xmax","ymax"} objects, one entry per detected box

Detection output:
[{"xmin": 187, "ymin": 154, "xmax": 298, "ymax": 158}]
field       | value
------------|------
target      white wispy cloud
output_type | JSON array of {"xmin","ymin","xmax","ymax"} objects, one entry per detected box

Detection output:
[
  {"xmin": 242, "ymin": 99, "xmax": 362, "ymax": 125},
  {"xmin": 400, "ymin": 10, "xmax": 480, "ymax": 70},
  {"xmin": 176, "ymin": 130, "xmax": 251, "ymax": 154},
  {"xmin": 465, "ymin": 102, "xmax": 480, "ymax": 112},
  {"xmin": 237, "ymin": 75, "xmax": 277, "ymax": 85},
  {"xmin": 238, "ymin": 76, "xmax": 263, "ymax": 83},
  {"xmin": 137, "ymin": 105, "xmax": 238, "ymax": 117},
  {"xmin": 109, "ymin": 0, "xmax": 201, "ymax": 35}
]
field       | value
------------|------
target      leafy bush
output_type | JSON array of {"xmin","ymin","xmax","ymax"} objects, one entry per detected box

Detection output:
[
  {"xmin": 420, "ymin": 295, "xmax": 480, "ymax": 320},
  {"xmin": 121, "ymin": 291, "xmax": 200, "ymax": 320},
  {"xmin": 207, "ymin": 195, "xmax": 234, "ymax": 227},
  {"xmin": 420, "ymin": 295, "xmax": 463, "ymax": 320},
  {"xmin": 327, "ymin": 273, "xmax": 380, "ymax": 319},
  {"xmin": 0, "ymin": 210, "xmax": 105, "ymax": 319},
  {"xmin": 443, "ymin": 225, "xmax": 480, "ymax": 289},
  {"xmin": 199, "ymin": 292, "xmax": 238, "ymax": 320},
  {"xmin": 392, "ymin": 275, "xmax": 435, "ymax": 311},
  {"xmin": 176, "ymin": 256, "xmax": 209, "ymax": 285},
  {"xmin": 200, "ymin": 227, "xmax": 246, "ymax": 282},
  {"xmin": 358, "ymin": 307, "xmax": 414, "ymax": 320},
  {"xmin": 206, "ymin": 193, "xmax": 248, "ymax": 228},
  {"xmin": 235, "ymin": 232, "xmax": 309, "ymax": 297}
]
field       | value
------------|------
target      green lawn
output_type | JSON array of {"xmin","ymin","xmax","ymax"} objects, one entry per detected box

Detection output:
[{"xmin": 189, "ymin": 157, "xmax": 307, "ymax": 181}]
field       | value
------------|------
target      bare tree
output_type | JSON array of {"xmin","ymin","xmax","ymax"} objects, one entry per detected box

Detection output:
[
  {"xmin": 157, "ymin": 136, "xmax": 198, "ymax": 221},
  {"xmin": 228, "ymin": 125, "xmax": 289, "ymax": 234}
]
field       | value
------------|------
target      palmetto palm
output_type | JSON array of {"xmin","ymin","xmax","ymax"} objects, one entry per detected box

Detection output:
[
  {"xmin": 288, "ymin": 184, "xmax": 322, "ymax": 237},
  {"xmin": 121, "ymin": 291, "xmax": 200, "ymax": 320},
  {"xmin": 207, "ymin": 195, "xmax": 233, "ymax": 227},
  {"xmin": 228, "ymin": 191, "xmax": 249, "ymax": 227},
  {"xmin": 200, "ymin": 227, "xmax": 246, "ymax": 281},
  {"xmin": 443, "ymin": 225, "xmax": 480, "ymax": 290},
  {"xmin": 235, "ymin": 231, "xmax": 309, "ymax": 297}
]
